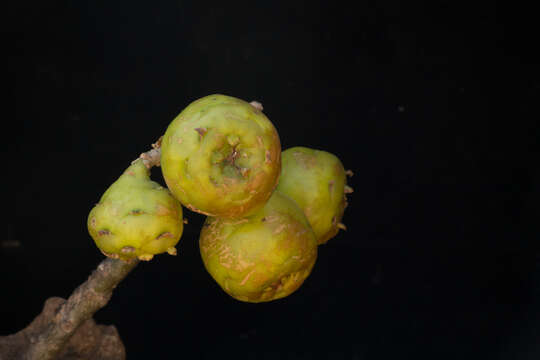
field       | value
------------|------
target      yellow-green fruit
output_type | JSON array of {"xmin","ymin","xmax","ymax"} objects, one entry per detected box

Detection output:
[
  {"xmin": 161, "ymin": 94, "xmax": 281, "ymax": 219},
  {"xmin": 88, "ymin": 159, "xmax": 184, "ymax": 261},
  {"xmin": 276, "ymin": 147, "xmax": 352, "ymax": 244},
  {"xmin": 199, "ymin": 191, "xmax": 317, "ymax": 303}
]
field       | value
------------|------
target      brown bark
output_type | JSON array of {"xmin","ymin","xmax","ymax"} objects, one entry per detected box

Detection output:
[
  {"xmin": 0, "ymin": 142, "xmax": 163, "ymax": 359},
  {"xmin": 0, "ymin": 297, "xmax": 127, "ymax": 360},
  {"xmin": 0, "ymin": 258, "xmax": 138, "ymax": 360}
]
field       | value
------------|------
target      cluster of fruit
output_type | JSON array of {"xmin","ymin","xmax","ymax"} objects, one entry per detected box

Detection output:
[{"xmin": 87, "ymin": 94, "xmax": 352, "ymax": 303}]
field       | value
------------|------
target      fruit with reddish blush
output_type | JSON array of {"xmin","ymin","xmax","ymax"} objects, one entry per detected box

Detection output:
[
  {"xmin": 199, "ymin": 191, "xmax": 317, "ymax": 302},
  {"xmin": 161, "ymin": 94, "xmax": 281, "ymax": 219}
]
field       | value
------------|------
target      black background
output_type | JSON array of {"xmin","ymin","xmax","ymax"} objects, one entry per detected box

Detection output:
[{"xmin": 3, "ymin": 1, "xmax": 540, "ymax": 359}]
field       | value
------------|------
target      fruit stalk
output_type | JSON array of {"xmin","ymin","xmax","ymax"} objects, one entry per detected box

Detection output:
[
  {"xmin": 23, "ymin": 258, "xmax": 138, "ymax": 360},
  {"xmin": 5, "ymin": 142, "xmax": 163, "ymax": 360}
]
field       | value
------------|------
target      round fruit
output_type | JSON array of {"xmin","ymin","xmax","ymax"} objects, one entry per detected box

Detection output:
[
  {"xmin": 276, "ymin": 147, "xmax": 352, "ymax": 244},
  {"xmin": 161, "ymin": 94, "xmax": 281, "ymax": 218},
  {"xmin": 199, "ymin": 191, "xmax": 317, "ymax": 303},
  {"xmin": 88, "ymin": 159, "xmax": 184, "ymax": 261}
]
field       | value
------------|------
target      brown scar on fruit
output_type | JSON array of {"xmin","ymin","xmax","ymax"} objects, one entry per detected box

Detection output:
[
  {"xmin": 157, "ymin": 232, "xmax": 174, "ymax": 240},
  {"xmin": 219, "ymin": 255, "xmax": 233, "ymax": 269},
  {"xmin": 185, "ymin": 203, "xmax": 212, "ymax": 215},
  {"xmin": 328, "ymin": 180, "xmax": 335, "ymax": 196},
  {"xmin": 130, "ymin": 209, "xmax": 144, "ymax": 215},
  {"xmin": 240, "ymin": 269, "xmax": 256, "ymax": 286},
  {"xmin": 98, "ymin": 229, "xmax": 111, "ymax": 236},
  {"xmin": 224, "ymin": 279, "xmax": 231, "ymax": 292},
  {"xmin": 121, "ymin": 246, "xmax": 135, "ymax": 254},
  {"xmin": 265, "ymin": 150, "xmax": 271, "ymax": 163},
  {"xmin": 156, "ymin": 204, "xmax": 172, "ymax": 216},
  {"xmin": 273, "ymin": 224, "xmax": 286, "ymax": 234},
  {"xmin": 231, "ymin": 218, "xmax": 249, "ymax": 226},
  {"xmin": 264, "ymin": 215, "xmax": 279, "ymax": 223},
  {"xmin": 195, "ymin": 127, "xmax": 207, "ymax": 140}
]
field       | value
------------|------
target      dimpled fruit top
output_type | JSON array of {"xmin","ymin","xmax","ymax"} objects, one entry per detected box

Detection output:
[
  {"xmin": 199, "ymin": 191, "xmax": 317, "ymax": 303},
  {"xmin": 161, "ymin": 94, "xmax": 281, "ymax": 218}
]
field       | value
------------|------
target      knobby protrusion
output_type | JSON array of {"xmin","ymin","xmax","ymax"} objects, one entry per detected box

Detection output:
[
  {"xmin": 138, "ymin": 254, "xmax": 154, "ymax": 261},
  {"xmin": 249, "ymin": 101, "xmax": 263, "ymax": 111}
]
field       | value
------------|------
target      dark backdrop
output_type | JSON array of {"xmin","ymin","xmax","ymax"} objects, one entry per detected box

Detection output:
[{"xmin": 3, "ymin": 1, "xmax": 539, "ymax": 359}]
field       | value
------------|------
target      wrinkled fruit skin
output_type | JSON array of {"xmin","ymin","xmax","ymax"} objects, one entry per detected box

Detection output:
[
  {"xmin": 276, "ymin": 147, "xmax": 350, "ymax": 244},
  {"xmin": 88, "ymin": 159, "xmax": 184, "ymax": 261},
  {"xmin": 161, "ymin": 94, "xmax": 281, "ymax": 218},
  {"xmin": 199, "ymin": 191, "xmax": 317, "ymax": 303}
]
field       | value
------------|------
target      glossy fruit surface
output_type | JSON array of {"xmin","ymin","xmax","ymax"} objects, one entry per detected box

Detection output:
[
  {"xmin": 199, "ymin": 191, "xmax": 317, "ymax": 302},
  {"xmin": 276, "ymin": 147, "xmax": 351, "ymax": 244},
  {"xmin": 88, "ymin": 159, "xmax": 183, "ymax": 261},
  {"xmin": 161, "ymin": 94, "xmax": 281, "ymax": 218}
]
